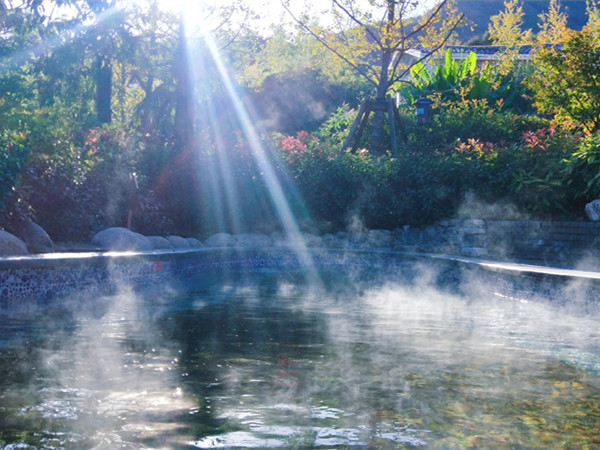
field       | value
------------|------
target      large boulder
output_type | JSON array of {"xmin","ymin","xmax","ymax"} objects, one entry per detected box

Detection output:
[
  {"xmin": 0, "ymin": 230, "xmax": 29, "ymax": 256},
  {"xmin": 585, "ymin": 199, "xmax": 600, "ymax": 221},
  {"xmin": 186, "ymin": 238, "xmax": 204, "ymax": 248},
  {"xmin": 303, "ymin": 233, "xmax": 324, "ymax": 247},
  {"xmin": 91, "ymin": 227, "xmax": 153, "ymax": 251},
  {"xmin": 147, "ymin": 236, "xmax": 173, "ymax": 250},
  {"xmin": 166, "ymin": 235, "xmax": 191, "ymax": 249},
  {"xmin": 366, "ymin": 229, "xmax": 392, "ymax": 248},
  {"xmin": 21, "ymin": 221, "xmax": 54, "ymax": 253}
]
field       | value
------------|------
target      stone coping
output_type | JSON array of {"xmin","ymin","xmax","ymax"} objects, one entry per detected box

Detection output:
[
  {"xmin": 0, "ymin": 247, "xmax": 203, "ymax": 268},
  {"xmin": 419, "ymin": 252, "xmax": 600, "ymax": 281},
  {"xmin": 2, "ymin": 244, "xmax": 600, "ymax": 278},
  {"xmin": 1, "ymin": 246, "xmax": 599, "ymax": 307}
]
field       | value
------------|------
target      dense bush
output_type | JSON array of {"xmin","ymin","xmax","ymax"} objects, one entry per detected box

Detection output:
[
  {"xmin": 17, "ymin": 124, "xmax": 138, "ymax": 240},
  {"xmin": 564, "ymin": 133, "xmax": 600, "ymax": 206},
  {"xmin": 528, "ymin": 28, "xmax": 600, "ymax": 132},
  {"xmin": 403, "ymin": 99, "xmax": 546, "ymax": 151},
  {"xmin": 0, "ymin": 130, "xmax": 31, "ymax": 228},
  {"xmin": 0, "ymin": 122, "xmax": 173, "ymax": 241},
  {"xmin": 272, "ymin": 103, "xmax": 585, "ymax": 231}
]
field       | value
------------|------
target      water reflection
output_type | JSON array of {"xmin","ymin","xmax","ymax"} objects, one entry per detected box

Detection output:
[
  {"xmin": 1, "ymin": 271, "xmax": 600, "ymax": 448},
  {"xmin": 0, "ymin": 289, "xmax": 197, "ymax": 448}
]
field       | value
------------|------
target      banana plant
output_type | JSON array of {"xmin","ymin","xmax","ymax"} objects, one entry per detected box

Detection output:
[{"xmin": 401, "ymin": 49, "xmax": 489, "ymax": 104}]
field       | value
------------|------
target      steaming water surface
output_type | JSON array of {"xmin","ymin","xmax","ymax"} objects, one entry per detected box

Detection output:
[{"xmin": 1, "ymin": 268, "xmax": 600, "ymax": 448}]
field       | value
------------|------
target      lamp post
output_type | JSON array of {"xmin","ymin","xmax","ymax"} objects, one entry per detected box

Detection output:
[{"xmin": 415, "ymin": 98, "xmax": 433, "ymax": 125}]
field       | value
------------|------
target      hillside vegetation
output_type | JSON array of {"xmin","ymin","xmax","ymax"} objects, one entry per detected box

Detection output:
[
  {"xmin": 454, "ymin": 0, "xmax": 587, "ymax": 40},
  {"xmin": 0, "ymin": 0, "xmax": 599, "ymax": 242}
]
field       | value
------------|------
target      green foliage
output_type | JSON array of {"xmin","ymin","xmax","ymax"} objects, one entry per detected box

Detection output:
[
  {"xmin": 0, "ymin": 131, "xmax": 30, "ymax": 227},
  {"xmin": 504, "ymin": 124, "xmax": 580, "ymax": 214},
  {"xmin": 1, "ymin": 0, "xmax": 599, "ymax": 242},
  {"xmin": 402, "ymin": 49, "xmax": 477, "ymax": 103},
  {"xmin": 528, "ymin": 29, "xmax": 600, "ymax": 132},
  {"xmin": 314, "ymin": 104, "xmax": 357, "ymax": 148},
  {"xmin": 488, "ymin": 0, "xmax": 533, "ymax": 46},
  {"xmin": 564, "ymin": 132, "xmax": 600, "ymax": 202},
  {"xmin": 13, "ymin": 124, "xmax": 142, "ymax": 240},
  {"xmin": 272, "ymin": 102, "xmax": 585, "ymax": 230},
  {"xmin": 401, "ymin": 51, "xmax": 533, "ymax": 112},
  {"xmin": 239, "ymin": 27, "xmax": 368, "ymax": 134},
  {"xmin": 404, "ymin": 99, "xmax": 544, "ymax": 150}
]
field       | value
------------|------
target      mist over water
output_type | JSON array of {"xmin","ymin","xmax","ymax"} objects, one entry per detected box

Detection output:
[{"xmin": 1, "ymin": 264, "xmax": 600, "ymax": 448}]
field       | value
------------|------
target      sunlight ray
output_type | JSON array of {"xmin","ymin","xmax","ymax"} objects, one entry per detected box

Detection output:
[
  {"xmin": 182, "ymin": 10, "xmax": 322, "ymax": 285},
  {"xmin": 0, "ymin": 5, "xmax": 124, "ymax": 77}
]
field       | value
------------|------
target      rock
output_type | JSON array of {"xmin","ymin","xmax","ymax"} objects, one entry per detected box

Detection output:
[
  {"xmin": 302, "ymin": 233, "xmax": 323, "ymax": 248},
  {"xmin": 21, "ymin": 221, "xmax": 54, "ymax": 253},
  {"xmin": 585, "ymin": 199, "xmax": 600, "ymax": 221},
  {"xmin": 367, "ymin": 229, "xmax": 392, "ymax": 248},
  {"xmin": 204, "ymin": 233, "xmax": 236, "ymax": 247},
  {"xmin": 461, "ymin": 219, "xmax": 486, "ymax": 235},
  {"xmin": 405, "ymin": 227, "xmax": 421, "ymax": 246},
  {"xmin": 166, "ymin": 235, "xmax": 191, "ymax": 249},
  {"xmin": 147, "ymin": 236, "xmax": 172, "ymax": 250},
  {"xmin": 270, "ymin": 232, "xmax": 289, "ymax": 248},
  {"xmin": 348, "ymin": 232, "xmax": 367, "ymax": 248},
  {"xmin": 390, "ymin": 228, "xmax": 407, "ymax": 249},
  {"xmin": 0, "ymin": 230, "xmax": 29, "ymax": 256},
  {"xmin": 460, "ymin": 219, "xmax": 487, "ymax": 248},
  {"xmin": 186, "ymin": 238, "xmax": 203, "ymax": 248},
  {"xmin": 91, "ymin": 227, "xmax": 153, "ymax": 251},
  {"xmin": 460, "ymin": 247, "xmax": 488, "ymax": 257},
  {"xmin": 321, "ymin": 233, "xmax": 346, "ymax": 248}
]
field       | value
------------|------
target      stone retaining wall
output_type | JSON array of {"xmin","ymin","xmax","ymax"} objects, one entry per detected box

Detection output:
[
  {"xmin": 485, "ymin": 221, "xmax": 600, "ymax": 263},
  {"xmin": 376, "ymin": 220, "xmax": 600, "ymax": 264}
]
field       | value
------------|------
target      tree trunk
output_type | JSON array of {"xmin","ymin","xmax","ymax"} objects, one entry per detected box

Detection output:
[
  {"xmin": 174, "ymin": 15, "xmax": 193, "ymax": 150},
  {"xmin": 95, "ymin": 55, "xmax": 112, "ymax": 124},
  {"xmin": 369, "ymin": 1, "xmax": 395, "ymax": 155},
  {"xmin": 370, "ymin": 96, "xmax": 386, "ymax": 154}
]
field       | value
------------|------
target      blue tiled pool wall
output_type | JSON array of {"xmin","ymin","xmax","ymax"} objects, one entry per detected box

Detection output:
[
  {"xmin": 0, "ymin": 249, "xmax": 434, "ymax": 306},
  {"xmin": 0, "ymin": 249, "xmax": 597, "ymax": 308}
]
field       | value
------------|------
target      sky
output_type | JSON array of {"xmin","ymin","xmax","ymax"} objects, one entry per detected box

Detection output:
[{"xmin": 166, "ymin": 0, "xmax": 441, "ymax": 34}]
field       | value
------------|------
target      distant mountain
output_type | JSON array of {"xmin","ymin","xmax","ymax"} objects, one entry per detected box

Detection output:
[{"xmin": 452, "ymin": 0, "xmax": 588, "ymax": 41}]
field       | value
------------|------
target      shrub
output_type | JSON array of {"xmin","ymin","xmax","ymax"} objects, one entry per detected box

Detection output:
[
  {"xmin": 564, "ymin": 132, "xmax": 600, "ymax": 206},
  {"xmin": 528, "ymin": 29, "xmax": 600, "ymax": 132},
  {"xmin": 402, "ymin": 99, "xmax": 546, "ymax": 152},
  {"xmin": 0, "ymin": 130, "xmax": 32, "ymax": 228},
  {"xmin": 272, "ymin": 105, "xmax": 586, "ymax": 230},
  {"xmin": 11, "ymin": 123, "xmax": 147, "ymax": 241}
]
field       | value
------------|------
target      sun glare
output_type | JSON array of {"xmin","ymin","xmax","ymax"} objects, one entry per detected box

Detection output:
[{"xmin": 170, "ymin": 0, "xmax": 322, "ymax": 286}]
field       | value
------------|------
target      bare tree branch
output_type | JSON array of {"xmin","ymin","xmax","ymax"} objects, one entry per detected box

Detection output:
[
  {"xmin": 280, "ymin": 0, "xmax": 378, "ymax": 87},
  {"xmin": 405, "ymin": 0, "xmax": 451, "ymax": 40},
  {"xmin": 332, "ymin": 0, "xmax": 382, "ymax": 47}
]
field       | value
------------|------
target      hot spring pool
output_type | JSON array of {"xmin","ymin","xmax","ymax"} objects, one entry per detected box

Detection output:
[{"xmin": 1, "ymin": 260, "xmax": 600, "ymax": 448}]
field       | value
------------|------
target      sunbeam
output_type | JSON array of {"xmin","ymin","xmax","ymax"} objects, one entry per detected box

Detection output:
[
  {"xmin": 0, "ymin": 5, "xmax": 125, "ymax": 77},
  {"xmin": 180, "ymin": 8, "xmax": 322, "ymax": 286}
]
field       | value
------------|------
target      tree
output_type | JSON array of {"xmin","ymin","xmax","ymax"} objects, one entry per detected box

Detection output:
[
  {"xmin": 282, "ymin": 0, "xmax": 463, "ymax": 155},
  {"xmin": 537, "ymin": 0, "xmax": 571, "ymax": 44},
  {"xmin": 488, "ymin": 0, "xmax": 533, "ymax": 46},
  {"xmin": 528, "ymin": 28, "xmax": 600, "ymax": 132},
  {"xmin": 586, "ymin": 0, "xmax": 600, "ymax": 34}
]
